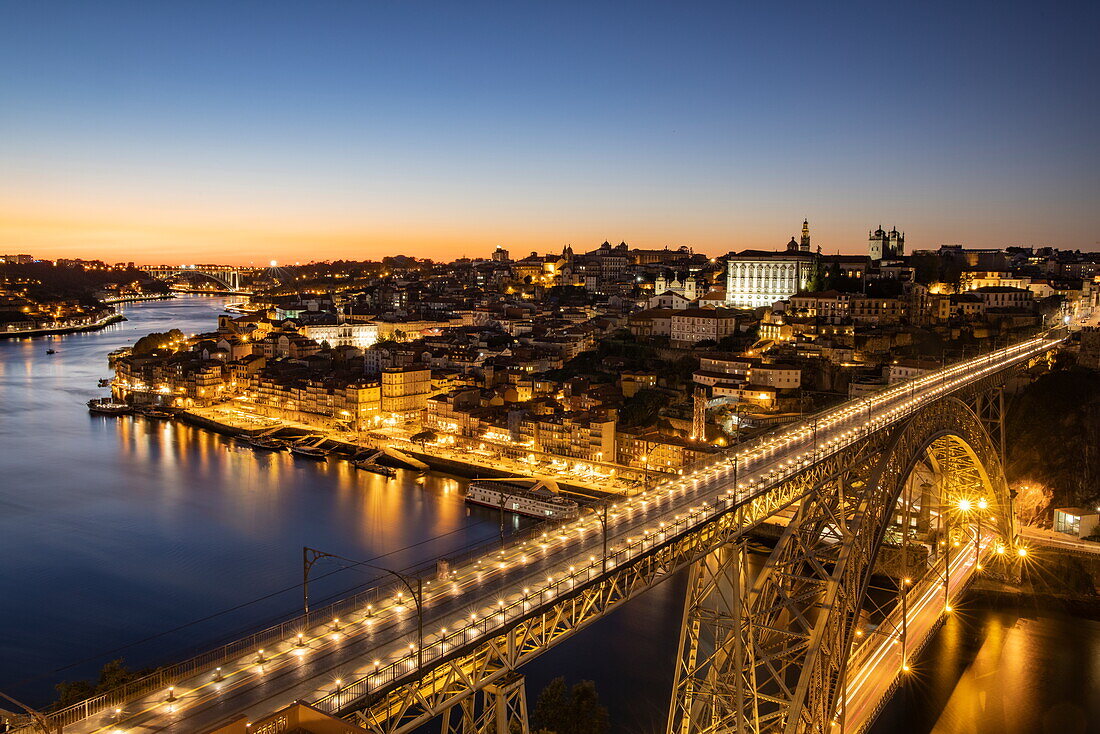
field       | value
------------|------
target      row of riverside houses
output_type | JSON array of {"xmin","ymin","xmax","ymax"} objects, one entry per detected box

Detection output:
[{"xmin": 115, "ymin": 225, "xmax": 1099, "ymax": 477}]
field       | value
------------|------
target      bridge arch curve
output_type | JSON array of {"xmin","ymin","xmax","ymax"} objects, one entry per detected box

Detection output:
[
  {"xmin": 159, "ymin": 269, "xmax": 236, "ymax": 290},
  {"xmin": 743, "ymin": 396, "xmax": 1015, "ymax": 734},
  {"xmin": 144, "ymin": 266, "xmax": 242, "ymax": 291}
]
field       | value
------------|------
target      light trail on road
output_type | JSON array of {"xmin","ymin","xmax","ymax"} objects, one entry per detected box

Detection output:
[{"xmin": 43, "ymin": 333, "xmax": 1060, "ymax": 734}]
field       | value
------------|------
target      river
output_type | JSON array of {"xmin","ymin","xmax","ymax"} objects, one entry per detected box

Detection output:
[{"xmin": 0, "ymin": 296, "xmax": 1095, "ymax": 732}]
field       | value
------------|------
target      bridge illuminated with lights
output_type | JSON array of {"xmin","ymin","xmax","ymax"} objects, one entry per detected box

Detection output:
[
  {"xmin": 143, "ymin": 265, "xmax": 251, "ymax": 292},
  {"xmin": 9, "ymin": 332, "xmax": 1065, "ymax": 734}
]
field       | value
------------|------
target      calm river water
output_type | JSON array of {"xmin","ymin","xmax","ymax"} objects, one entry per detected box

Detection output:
[{"xmin": 0, "ymin": 297, "xmax": 1095, "ymax": 732}]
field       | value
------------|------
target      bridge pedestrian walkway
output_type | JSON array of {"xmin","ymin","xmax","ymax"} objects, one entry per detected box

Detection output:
[{"xmin": 24, "ymin": 334, "xmax": 1062, "ymax": 734}]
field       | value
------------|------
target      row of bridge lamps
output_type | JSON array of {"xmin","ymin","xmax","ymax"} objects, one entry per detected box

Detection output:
[
  {"xmin": 829, "ymin": 495, "xmax": 1032, "ymax": 732},
  {"xmin": 102, "ymin": 338, "xmax": 1051, "ymax": 732},
  {"xmin": 309, "ymin": 338, "xmax": 1051, "ymax": 727}
]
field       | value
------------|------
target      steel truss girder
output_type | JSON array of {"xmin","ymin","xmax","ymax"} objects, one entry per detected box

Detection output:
[
  {"xmin": 440, "ymin": 671, "xmax": 529, "ymax": 734},
  {"xmin": 335, "ymin": 442, "xmax": 868, "ymax": 734},
  {"xmin": 668, "ymin": 396, "xmax": 1014, "ymax": 734}
]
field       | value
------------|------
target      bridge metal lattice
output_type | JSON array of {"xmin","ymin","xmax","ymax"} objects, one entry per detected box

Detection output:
[
  {"xmin": 668, "ymin": 396, "xmax": 1014, "ymax": 734},
  {"xmin": 144, "ymin": 265, "xmax": 245, "ymax": 291},
  {"xmin": 320, "ymin": 438, "xmax": 872, "ymax": 733},
  {"xmin": 9, "ymin": 336, "xmax": 1062, "ymax": 734}
]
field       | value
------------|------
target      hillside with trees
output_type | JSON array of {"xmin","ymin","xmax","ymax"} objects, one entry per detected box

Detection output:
[{"xmin": 1005, "ymin": 362, "xmax": 1100, "ymax": 517}]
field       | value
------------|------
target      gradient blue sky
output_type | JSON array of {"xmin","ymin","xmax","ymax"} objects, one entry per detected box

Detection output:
[{"xmin": 1, "ymin": 0, "xmax": 1097, "ymax": 264}]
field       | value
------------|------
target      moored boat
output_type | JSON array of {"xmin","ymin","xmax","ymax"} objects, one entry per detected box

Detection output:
[
  {"xmin": 245, "ymin": 435, "xmax": 286, "ymax": 451},
  {"xmin": 290, "ymin": 444, "xmax": 329, "ymax": 460},
  {"xmin": 465, "ymin": 479, "xmax": 579, "ymax": 520},
  {"xmin": 353, "ymin": 460, "xmax": 396, "ymax": 477},
  {"xmin": 87, "ymin": 398, "xmax": 132, "ymax": 416}
]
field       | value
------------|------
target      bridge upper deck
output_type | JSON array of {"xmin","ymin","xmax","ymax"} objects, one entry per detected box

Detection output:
[{"xmin": 42, "ymin": 333, "xmax": 1063, "ymax": 734}]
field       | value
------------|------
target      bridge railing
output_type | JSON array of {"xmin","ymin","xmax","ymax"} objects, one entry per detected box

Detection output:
[
  {"xmin": 309, "ymin": 404, "xmax": 950, "ymax": 717},
  {"xmin": 31, "ymin": 333, "xmax": 1063, "ymax": 733},
  {"xmin": 31, "ymin": 493, "xmax": 609, "ymax": 731}
]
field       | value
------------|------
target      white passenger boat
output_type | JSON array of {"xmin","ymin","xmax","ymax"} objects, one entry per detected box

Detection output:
[
  {"xmin": 87, "ymin": 398, "xmax": 132, "ymax": 416},
  {"xmin": 465, "ymin": 479, "xmax": 579, "ymax": 520}
]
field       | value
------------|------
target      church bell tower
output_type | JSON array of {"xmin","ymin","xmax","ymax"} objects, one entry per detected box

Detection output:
[{"xmin": 800, "ymin": 219, "xmax": 811, "ymax": 251}]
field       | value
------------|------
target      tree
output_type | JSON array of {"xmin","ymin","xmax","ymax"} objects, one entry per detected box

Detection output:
[
  {"xmin": 531, "ymin": 677, "xmax": 610, "ymax": 734},
  {"xmin": 485, "ymin": 332, "xmax": 514, "ymax": 349},
  {"xmin": 411, "ymin": 429, "xmax": 437, "ymax": 447},
  {"xmin": 532, "ymin": 677, "xmax": 569, "ymax": 733},
  {"xmin": 1005, "ymin": 366, "xmax": 1100, "ymax": 510},
  {"xmin": 911, "ymin": 253, "xmax": 940, "ymax": 285},
  {"xmin": 1014, "ymin": 482, "xmax": 1053, "ymax": 526},
  {"xmin": 619, "ymin": 388, "xmax": 671, "ymax": 428},
  {"xmin": 609, "ymin": 328, "xmax": 635, "ymax": 342},
  {"xmin": 54, "ymin": 679, "xmax": 95, "ymax": 708},
  {"xmin": 567, "ymin": 680, "xmax": 610, "ymax": 734},
  {"xmin": 53, "ymin": 659, "xmax": 149, "ymax": 709},
  {"xmin": 806, "ymin": 258, "xmax": 827, "ymax": 292},
  {"xmin": 132, "ymin": 328, "xmax": 185, "ymax": 355}
]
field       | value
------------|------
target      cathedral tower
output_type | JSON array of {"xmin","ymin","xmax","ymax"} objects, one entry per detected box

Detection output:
[
  {"xmin": 869, "ymin": 226, "xmax": 905, "ymax": 260},
  {"xmin": 869, "ymin": 226, "xmax": 886, "ymax": 261}
]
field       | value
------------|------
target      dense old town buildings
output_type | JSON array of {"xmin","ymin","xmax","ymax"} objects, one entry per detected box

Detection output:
[{"xmin": 109, "ymin": 225, "xmax": 1096, "ymax": 479}]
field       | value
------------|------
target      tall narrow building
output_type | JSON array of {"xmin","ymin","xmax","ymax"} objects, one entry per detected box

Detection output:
[{"xmin": 868, "ymin": 226, "xmax": 904, "ymax": 261}]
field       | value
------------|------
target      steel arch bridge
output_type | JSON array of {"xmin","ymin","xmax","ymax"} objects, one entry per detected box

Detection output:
[
  {"xmin": 668, "ymin": 395, "xmax": 1014, "ymax": 734},
  {"xmin": 311, "ymin": 343, "xmax": 1050, "ymax": 734},
  {"xmin": 342, "ymin": 395, "xmax": 1017, "ymax": 734},
  {"xmin": 10, "ymin": 335, "xmax": 1062, "ymax": 734},
  {"xmin": 143, "ymin": 265, "xmax": 244, "ymax": 291}
]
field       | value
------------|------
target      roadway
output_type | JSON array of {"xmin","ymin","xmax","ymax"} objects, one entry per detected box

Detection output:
[
  {"xmin": 842, "ymin": 531, "xmax": 991, "ymax": 732},
  {"xmin": 1020, "ymin": 525, "xmax": 1100, "ymax": 555},
  {"xmin": 49, "ymin": 333, "xmax": 1061, "ymax": 734}
]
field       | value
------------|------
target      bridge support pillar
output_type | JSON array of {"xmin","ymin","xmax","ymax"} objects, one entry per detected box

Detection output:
[
  {"xmin": 441, "ymin": 671, "xmax": 529, "ymax": 734},
  {"xmin": 968, "ymin": 387, "xmax": 1006, "ymax": 467},
  {"xmin": 668, "ymin": 540, "xmax": 752, "ymax": 734}
]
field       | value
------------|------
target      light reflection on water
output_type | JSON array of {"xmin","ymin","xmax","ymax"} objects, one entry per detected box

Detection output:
[
  {"xmin": 0, "ymin": 297, "xmax": 1095, "ymax": 734},
  {"xmin": 0, "ymin": 297, "xmax": 507, "ymax": 705},
  {"xmin": 869, "ymin": 604, "xmax": 1099, "ymax": 734}
]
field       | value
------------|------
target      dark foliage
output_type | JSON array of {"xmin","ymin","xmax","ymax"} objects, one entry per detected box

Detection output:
[
  {"xmin": 619, "ymin": 388, "xmax": 672, "ymax": 428},
  {"xmin": 1005, "ymin": 365, "xmax": 1100, "ymax": 510},
  {"xmin": 531, "ymin": 677, "xmax": 610, "ymax": 734},
  {"xmin": 0, "ymin": 262, "xmax": 164, "ymax": 304},
  {"xmin": 54, "ymin": 659, "xmax": 152, "ymax": 709},
  {"xmin": 132, "ymin": 329, "xmax": 185, "ymax": 356}
]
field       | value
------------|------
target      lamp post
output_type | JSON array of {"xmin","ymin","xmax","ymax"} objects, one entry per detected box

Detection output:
[
  {"xmin": 378, "ymin": 569, "xmax": 425, "ymax": 671},
  {"xmin": 586, "ymin": 502, "xmax": 610, "ymax": 574},
  {"xmin": 302, "ymin": 546, "xmax": 425, "ymax": 670},
  {"xmin": 899, "ymin": 481, "xmax": 914, "ymax": 673},
  {"xmin": 942, "ymin": 501, "xmax": 952, "ymax": 612},
  {"xmin": 811, "ymin": 418, "xmax": 818, "ymax": 463},
  {"xmin": 975, "ymin": 497, "xmax": 988, "ymax": 571}
]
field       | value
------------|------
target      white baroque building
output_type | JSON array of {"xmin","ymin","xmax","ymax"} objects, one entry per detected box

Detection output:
[
  {"xmin": 725, "ymin": 221, "xmax": 817, "ymax": 308},
  {"xmin": 725, "ymin": 254, "xmax": 815, "ymax": 308},
  {"xmin": 301, "ymin": 321, "xmax": 379, "ymax": 348}
]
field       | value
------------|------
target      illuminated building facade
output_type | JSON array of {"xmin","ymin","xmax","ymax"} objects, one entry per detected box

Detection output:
[{"xmin": 725, "ymin": 221, "xmax": 817, "ymax": 308}]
